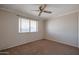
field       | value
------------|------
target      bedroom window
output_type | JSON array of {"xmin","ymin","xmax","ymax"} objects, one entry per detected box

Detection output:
[{"xmin": 19, "ymin": 17, "xmax": 38, "ymax": 33}]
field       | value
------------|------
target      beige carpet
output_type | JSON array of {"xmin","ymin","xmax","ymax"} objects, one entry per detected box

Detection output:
[{"xmin": 1, "ymin": 39, "xmax": 79, "ymax": 55}]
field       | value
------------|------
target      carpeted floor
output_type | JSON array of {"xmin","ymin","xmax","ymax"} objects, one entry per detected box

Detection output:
[{"xmin": 0, "ymin": 39, "xmax": 79, "ymax": 55}]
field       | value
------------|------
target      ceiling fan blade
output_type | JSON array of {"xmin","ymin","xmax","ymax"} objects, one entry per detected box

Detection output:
[
  {"xmin": 42, "ymin": 4, "xmax": 47, "ymax": 10},
  {"xmin": 44, "ymin": 11, "xmax": 52, "ymax": 13},
  {"xmin": 38, "ymin": 11, "xmax": 42, "ymax": 16},
  {"xmin": 39, "ymin": 4, "xmax": 47, "ymax": 11}
]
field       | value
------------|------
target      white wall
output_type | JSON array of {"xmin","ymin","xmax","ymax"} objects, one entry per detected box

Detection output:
[
  {"xmin": 0, "ymin": 10, "xmax": 44, "ymax": 50},
  {"xmin": 78, "ymin": 13, "xmax": 79, "ymax": 48},
  {"xmin": 46, "ymin": 12, "xmax": 78, "ymax": 47}
]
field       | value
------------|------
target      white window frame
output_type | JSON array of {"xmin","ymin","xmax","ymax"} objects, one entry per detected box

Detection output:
[{"xmin": 19, "ymin": 17, "xmax": 38, "ymax": 33}]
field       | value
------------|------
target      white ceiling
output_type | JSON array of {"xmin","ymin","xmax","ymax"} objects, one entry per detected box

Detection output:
[{"xmin": 0, "ymin": 4, "xmax": 79, "ymax": 20}]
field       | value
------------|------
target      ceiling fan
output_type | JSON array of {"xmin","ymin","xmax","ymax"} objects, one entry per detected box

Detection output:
[{"xmin": 33, "ymin": 4, "xmax": 52, "ymax": 16}]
